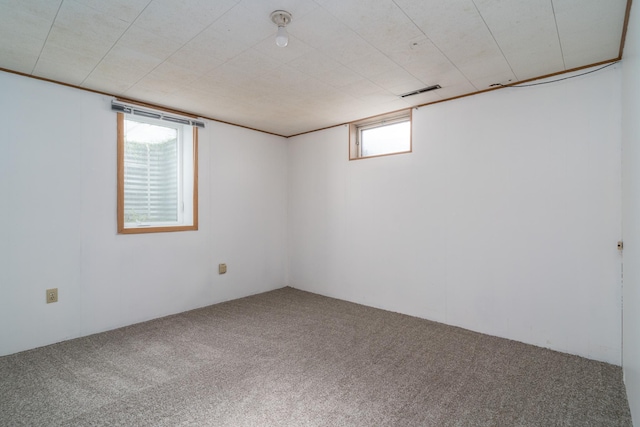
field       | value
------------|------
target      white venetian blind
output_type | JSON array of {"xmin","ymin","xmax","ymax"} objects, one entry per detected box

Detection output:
[{"xmin": 123, "ymin": 119, "xmax": 180, "ymax": 224}]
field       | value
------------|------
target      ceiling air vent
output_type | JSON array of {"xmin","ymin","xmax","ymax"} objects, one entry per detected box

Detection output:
[{"xmin": 400, "ymin": 84, "xmax": 441, "ymax": 98}]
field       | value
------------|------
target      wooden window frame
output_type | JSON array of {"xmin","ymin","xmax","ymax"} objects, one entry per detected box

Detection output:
[{"xmin": 117, "ymin": 112, "xmax": 198, "ymax": 234}]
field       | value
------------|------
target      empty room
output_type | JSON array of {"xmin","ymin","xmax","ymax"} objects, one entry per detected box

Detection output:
[{"xmin": 1, "ymin": 0, "xmax": 639, "ymax": 425}]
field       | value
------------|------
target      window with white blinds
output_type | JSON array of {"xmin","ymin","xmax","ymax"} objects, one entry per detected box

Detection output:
[{"xmin": 117, "ymin": 112, "xmax": 198, "ymax": 234}]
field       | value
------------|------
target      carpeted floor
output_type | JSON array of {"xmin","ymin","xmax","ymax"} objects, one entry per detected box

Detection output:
[{"xmin": 0, "ymin": 287, "xmax": 632, "ymax": 426}]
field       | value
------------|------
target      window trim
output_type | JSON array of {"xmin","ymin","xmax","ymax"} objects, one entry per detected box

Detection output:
[
  {"xmin": 117, "ymin": 112, "xmax": 199, "ymax": 234},
  {"xmin": 349, "ymin": 109, "xmax": 412, "ymax": 160}
]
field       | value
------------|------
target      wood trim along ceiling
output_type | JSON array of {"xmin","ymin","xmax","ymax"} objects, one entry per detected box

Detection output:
[
  {"xmin": 287, "ymin": 58, "xmax": 623, "ymax": 139},
  {"xmin": 619, "ymin": 0, "xmax": 634, "ymax": 59},
  {"xmin": 2, "ymin": 0, "xmax": 633, "ymax": 139}
]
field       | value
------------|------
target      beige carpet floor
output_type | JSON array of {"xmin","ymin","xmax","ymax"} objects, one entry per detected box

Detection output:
[{"xmin": 0, "ymin": 287, "xmax": 632, "ymax": 426}]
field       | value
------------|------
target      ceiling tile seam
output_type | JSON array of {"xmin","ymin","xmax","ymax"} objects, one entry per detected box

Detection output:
[
  {"xmin": 351, "ymin": 27, "xmax": 426, "ymax": 96},
  {"xmin": 309, "ymin": 2, "xmax": 442, "ymax": 103},
  {"xmin": 30, "ymin": 0, "xmax": 65, "ymax": 75},
  {"xmin": 353, "ymin": 42, "xmax": 440, "ymax": 100},
  {"xmin": 550, "ymin": 0, "xmax": 567, "ymax": 70},
  {"xmin": 119, "ymin": 1, "xmax": 243, "ymax": 96},
  {"xmin": 79, "ymin": 0, "xmax": 154, "ymax": 87},
  {"xmin": 300, "ymin": 5, "xmax": 393, "ymax": 100},
  {"xmin": 470, "ymin": 0, "xmax": 518, "ymax": 86},
  {"xmin": 390, "ymin": 0, "xmax": 470, "ymax": 95}
]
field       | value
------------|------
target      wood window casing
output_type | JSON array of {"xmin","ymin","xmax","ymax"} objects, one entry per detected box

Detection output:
[
  {"xmin": 117, "ymin": 112, "xmax": 198, "ymax": 234},
  {"xmin": 349, "ymin": 109, "xmax": 412, "ymax": 160}
]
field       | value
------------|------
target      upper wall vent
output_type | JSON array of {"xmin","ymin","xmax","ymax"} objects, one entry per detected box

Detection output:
[{"xmin": 400, "ymin": 85, "xmax": 442, "ymax": 98}]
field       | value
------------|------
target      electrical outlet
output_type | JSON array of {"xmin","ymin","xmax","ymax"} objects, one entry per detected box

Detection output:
[
  {"xmin": 46, "ymin": 288, "xmax": 58, "ymax": 303},
  {"xmin": 218, "ymin": 263, "xmax": 227, "ymax": 274}
]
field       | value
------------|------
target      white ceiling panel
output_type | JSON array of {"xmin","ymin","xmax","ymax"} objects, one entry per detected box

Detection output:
[
  {"xmin": 125, "ymin": 68, "xmax": 195, "ymax": 101},
  {"xmin": 225, "ymin": 48, "xmax": 283, "ymax": 77},
  {"xmin": 369, "ymin": 28, "xmax": 430, "ymax": 64},
  {"xmin": 115, "ymin": 25, "xmax": 182, "ymax": 63},
  {"xmin": 404, "ymin": 0, "xmax": 481, "ymax": 46},
  {"xmin": 81, "ymin": 72, "xmax": 131, "ymax": 94},
  {"xmin": 358, "ymin": 90, "xmax": 405, "ymax": 105},
  {"xmin": 285, "ymin": 75, "xmax": 346, "ymax": 103},
  {"xmin": 0, "ymin": 1, "xmax": 55, "ymax": 73},
  {"xmin": 83, "ymin": 26, "xmax": 183, "ymax": 92},
  {"xmin": 72, "ymin": 0, "xmax": 150, "ymax": 23},
  {"xmin": 208, "ymin": 3, "xmax": 275, "ymax": 49},
  {"xmin": 293, "ymin": 8, "xmax": 376, "ymax": 64},
  {"xmin": 553, "ymin": 0, "xmax": 627, "ymax": 68},
  {"xmin": 344, "ymin": 51, "xmax": 402, "ymax": 80},
  {"xmin": 99, "ymin": 54, "xmax": 187, "ymax": 94},
  {"xmin": 368, "ymin": 69, "xmax": 426, "ymax": 95},
  {"xmin": 291, "ymin": 56, "xmax": 364, "ymax": 88},
  {"xmin": 195, "ymin": 66, "xmax": 251, "ymax": 97},
  {"xmin": 340, "ymin": 79, "xmax": 385, "ymax": 98},
  {"xmin": 317, "ymin": 0, "xmax": 424, "ymax": 55},
  {"xmin": 32, "ymin": 54, "xmax": 95, "ymax": 85},
  {"xmin": 50, "ymin": 0, "xmax": 130, "ymax": 45},
  {"xmin": 451, "ymin": 50, "xmax": 515, "ymax": 89},
  {"xmin": 287, "ymin": 51, "xmax": 340, "ymax": 76},
  {"xmin": 166, "ymin": 26, "xmax": 245, "ymax": 74},
  {"xmin": 0, "ymin": 0, "xmax": 630, "ymax": 136},
  {"xmin": 315, "ymin": 0, "xmax": 400, "ymax": 29},
  {"xmin": 45, "ymin": 24, "xmax": 115, "ymax": 62},
  {"xmin": 473, "ymin": 0, "xmax": 564, "ymax": 80},
  {"xmin": 37, "ymin": 1, "xmax": 131, "ymax": 84},
  {"xmin": 135, "ymin": 0, "xmax": 238, "ymax": 45},
  {"xmin": 404, "ymin": 63, "xmax": 466, "ymax": 94},
  {"xmin": 0, "ymin": 46, "xmax": 39, "ymax": 74},
  {"xmin": 0, "ymin": 1, "xmax": 59, "ymax": 40},
  {"xmin": 237, "ymin": 0, "xmax": 319, "ymax": 22}
]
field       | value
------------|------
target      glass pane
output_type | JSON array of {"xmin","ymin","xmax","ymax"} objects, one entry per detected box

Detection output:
[
  {"xmin": 361, "ymin": 121, "xmax": 410, "ymax": 157},
  {"xmin": 124, "ymin": 119, "xmax": 179, "ymax": 224}
]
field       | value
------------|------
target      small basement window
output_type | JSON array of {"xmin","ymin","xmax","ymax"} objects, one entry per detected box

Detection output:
[
  {"xmin": 349, "ymin": 110, "xmax": 411, "ymax": 160},
  {"xmin": 115, "ymin": 104, "xmax": 201, "ymax": 234}
]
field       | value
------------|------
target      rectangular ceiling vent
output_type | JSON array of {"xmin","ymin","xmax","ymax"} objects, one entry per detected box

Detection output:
[{"xmin": 400, "ymin": 84, "xmax": 442, "ymax": 98}]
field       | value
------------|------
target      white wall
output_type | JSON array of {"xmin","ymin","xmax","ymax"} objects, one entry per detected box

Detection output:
[
  {"xmin": 0, "ymin": 71, "xmax": 288, "ymax": 356},
  {"xmin": 289, "ymin": 65, "xmax": 623, "ymax": 365},
  {"xmin": 0, "ymin": 55, "xmax": 627, "ymax": 375},
  {"xmin": 622, "ymin": 0, "xmax": 640, "ymax": 422}
]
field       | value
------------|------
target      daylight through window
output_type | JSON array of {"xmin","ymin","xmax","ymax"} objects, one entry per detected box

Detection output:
[
  {"xmin": 117, "ymin": 112, "xmax": 198, "ymax": 234},
  {"xmin": 349, "ymin": 110, "xmax": 412, "ymax": 160}
]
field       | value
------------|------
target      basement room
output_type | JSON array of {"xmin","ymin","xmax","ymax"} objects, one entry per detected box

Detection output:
[{"xmin": 1, "ymin": 0, "xmax": 639, "ymax": 425}]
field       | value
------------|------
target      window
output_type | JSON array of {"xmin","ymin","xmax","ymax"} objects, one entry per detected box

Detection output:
[
  {"xmin": 349, "ymin": 110, "xmax": 412, "ymax": 160},
  {"xmin": 117, "ymin": 111, "xmax": 198, "ymax": 234}
]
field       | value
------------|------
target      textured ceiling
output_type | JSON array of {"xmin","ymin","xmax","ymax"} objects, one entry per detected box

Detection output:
[{"xmin": 0, "ymin": 0, "xmax": 629, "ymax": 136}]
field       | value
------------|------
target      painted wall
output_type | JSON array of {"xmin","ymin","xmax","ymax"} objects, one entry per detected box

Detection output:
[
  {"xmin": 289, "ymin": 65, "xmax": 623, "ymax": 365},
  {"xmin": 0, "ymin": 71, "xmax": 288, "ymax": 356},
  {"xmin": 622, "ymin": 0, "xmax": 640, "ymax": 422},
  {"xmin": 0, "ymin": 56, "xmax": 626, "ymax": 374}
]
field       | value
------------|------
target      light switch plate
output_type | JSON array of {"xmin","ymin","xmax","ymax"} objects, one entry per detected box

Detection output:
[{"xmin": 219, "ymin": 263, "xmax": 227, "ymax": 274}]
